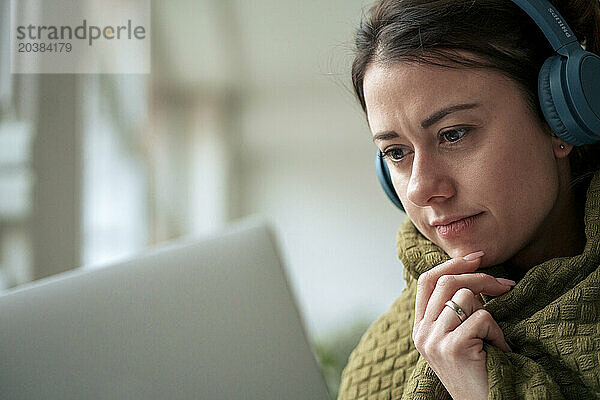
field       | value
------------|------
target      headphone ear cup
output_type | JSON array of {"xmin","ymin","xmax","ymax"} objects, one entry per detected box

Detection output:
[
  {"xmin": 538, "ymin": 52, "xmax": 600, "ymax": 145},
  {"xmin": 375, "ymin": 150, "xmax": 405, "ymax": 212},
  {"xmin": 538, "ymin": 56, "xmax": 570, "ymax": 141}
]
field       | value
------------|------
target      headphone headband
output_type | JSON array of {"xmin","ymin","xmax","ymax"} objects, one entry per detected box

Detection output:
[{"xmin": 510, "ymin": 0, "xmax": 578, "ymax": 51}]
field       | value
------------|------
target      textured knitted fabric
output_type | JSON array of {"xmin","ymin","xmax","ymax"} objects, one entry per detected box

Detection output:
[{"xmin": 338, "ymin": 170, "xmax": 600, "ymax": 400}]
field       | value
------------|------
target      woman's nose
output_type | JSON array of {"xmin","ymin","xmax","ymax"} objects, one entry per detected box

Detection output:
[{"xmin": 405, "ymin": 153, "xmax": 456, "ymax": 208}]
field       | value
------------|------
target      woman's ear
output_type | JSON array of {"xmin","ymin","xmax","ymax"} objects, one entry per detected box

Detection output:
[{"xmin": 552, "ymin": 137, "xmax": 573, "ymax": 159}]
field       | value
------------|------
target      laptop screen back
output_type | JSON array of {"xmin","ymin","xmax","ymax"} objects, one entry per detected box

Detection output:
[{"xmin": 0, "ymin": 218, "xmax": 331, "ymax": 400}]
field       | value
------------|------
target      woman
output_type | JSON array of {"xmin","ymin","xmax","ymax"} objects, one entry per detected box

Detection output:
[{"xmin": 338, "ymin": 0, "xmax": 600, "ymax": 399}]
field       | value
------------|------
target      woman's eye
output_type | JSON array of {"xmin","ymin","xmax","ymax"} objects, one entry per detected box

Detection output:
[
  {"xmin": 440, "ymin": 127, "xmax": 469, "ymax": 143},
  {"xmin": 382, "ymin": 147, "xmax": 410, "ymax": 163}
]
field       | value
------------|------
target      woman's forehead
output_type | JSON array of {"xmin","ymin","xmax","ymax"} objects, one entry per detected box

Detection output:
[
  {"xmin": 364, "ymin": 62, "xmax": 510, "ymax": 102},
  {"xmin": 363, "ymin": 62, "xmax": 518, "ymax": 127}
]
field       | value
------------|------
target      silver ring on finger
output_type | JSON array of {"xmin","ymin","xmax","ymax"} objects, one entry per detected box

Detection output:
[{"xmin": 444, "ymin": 300, "xmax": 467, "ymax": 323}]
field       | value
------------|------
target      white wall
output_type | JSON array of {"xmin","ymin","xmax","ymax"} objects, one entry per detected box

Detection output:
[{"xmin": 239, "ymin": 78, "xmax": 409, "ymax": 338}]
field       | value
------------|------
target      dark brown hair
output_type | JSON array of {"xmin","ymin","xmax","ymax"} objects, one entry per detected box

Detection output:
[{"xmin": 352, "ymin": 0, "xmax": 600, "ymax": 187}]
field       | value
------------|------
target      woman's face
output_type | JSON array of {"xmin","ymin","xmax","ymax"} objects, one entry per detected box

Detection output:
[{"xmin": 363, "ymin": 62, "xmax": 571, "ymax": 266}]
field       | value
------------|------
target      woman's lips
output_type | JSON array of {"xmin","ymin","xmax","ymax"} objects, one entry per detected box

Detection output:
[{"xmin": 434, "ymin": 213, "xmax": 484, "ymax": 238}]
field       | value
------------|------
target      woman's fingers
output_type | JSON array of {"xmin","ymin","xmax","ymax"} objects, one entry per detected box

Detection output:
[
  {"xmin": 435, "ymin": 288, "xmax": 482, "ymax": 332},
  {"xmin": 423, "ymin": 273, "xmax": 515, "ymax": 323},
  {"xmin": 453, "ymin": 308, "xmax": 513, "ymax": 353},
  {"xmin": 414, "ymin": 253, "xmax": 484, "ymax": 324}
]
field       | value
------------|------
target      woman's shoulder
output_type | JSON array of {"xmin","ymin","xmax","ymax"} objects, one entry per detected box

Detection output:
[{"xmin": 337, "ymin": 278, "xmax": 420, "ymax": 400}]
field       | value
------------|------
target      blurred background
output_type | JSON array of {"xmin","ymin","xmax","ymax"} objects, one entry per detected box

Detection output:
[{"xmin": 0, "ymin": 0, "xmax": 408, "ymax": 396}]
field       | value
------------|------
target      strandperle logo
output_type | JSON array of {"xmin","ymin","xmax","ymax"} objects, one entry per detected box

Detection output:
[
  {"xmin": 11, "ymin": 0, "xmax": 151, "ymax": 73},
  {"xmin": 15, "ymin": 19, "xmax": 147, "ymax": 46}
]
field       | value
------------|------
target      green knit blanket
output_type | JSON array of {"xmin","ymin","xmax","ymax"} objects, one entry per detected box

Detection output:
[{"xmin": 338, "ymin": 170, "xmax": 600, "ymax": 400}]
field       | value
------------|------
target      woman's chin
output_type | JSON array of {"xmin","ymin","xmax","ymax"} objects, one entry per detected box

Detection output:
[
  {"xmin": 443, "ymin": 244, "xmax": 491, "ymax": 262},
  {"xmin": 445, "ymin": 246, "xmax": 473, "ymax": 259}
]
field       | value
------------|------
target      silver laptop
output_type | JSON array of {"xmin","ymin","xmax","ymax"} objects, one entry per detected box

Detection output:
[{"xmin": 0, "ymin": 217, "xmax": 331, "ymax": 400}]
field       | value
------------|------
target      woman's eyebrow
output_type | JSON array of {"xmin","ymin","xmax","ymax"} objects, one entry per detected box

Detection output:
[
  {"xmin": 372, "ymin": 103, "xmax": 481, "ymax": 143},
  {"xmin": 372, "ymin": 131, "xmax": 400, "ymax": 143},
  {"xmin": 421, "ymin": 103, "xmax": 480, "ymax": 129}
]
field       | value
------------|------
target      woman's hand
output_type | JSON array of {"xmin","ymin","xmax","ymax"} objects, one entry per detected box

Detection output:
[{"xmin": 412, "ymin": 251, "xmax": 515, "ymax": 400}]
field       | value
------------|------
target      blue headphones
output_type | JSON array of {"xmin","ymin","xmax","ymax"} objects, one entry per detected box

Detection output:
[{"xmin": 375, "ymin": 0, "xmax": 600, "ymax": 212}]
